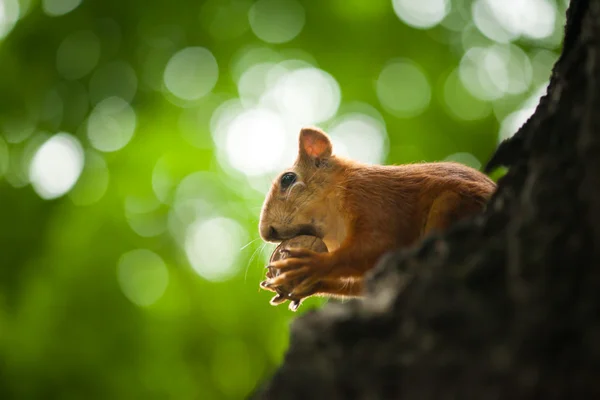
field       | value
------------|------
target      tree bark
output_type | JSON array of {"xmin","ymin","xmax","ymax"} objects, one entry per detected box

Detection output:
[{"xmin": 252, "ymin": 0, "xmax": 600, "ymax": 398}]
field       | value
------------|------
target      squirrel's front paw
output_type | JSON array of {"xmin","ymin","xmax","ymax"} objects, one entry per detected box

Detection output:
[{"xmin": 262, "ymin": 248, "xmax": 330, "ymax": 304}]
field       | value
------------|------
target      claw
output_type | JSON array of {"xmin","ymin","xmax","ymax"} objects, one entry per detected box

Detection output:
[
  {"xmin": 259, "ymin": 280, "xmax": 271, "ymax": 288},
  {"xmin": 269, "ymin": 294, "xmax": 288, "ymax": 305},
  {"xmin": 289, "ymin": 299, "xmax": 301, "ymax": 312},
  {"xmin": 259, "ymin": 280, "xmax": 277, "ymax": 293}
]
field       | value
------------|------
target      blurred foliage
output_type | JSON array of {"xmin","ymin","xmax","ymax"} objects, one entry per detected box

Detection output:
[{"xmin": 0, "ymin": 0, "xmax": 566, "ymax": 398}]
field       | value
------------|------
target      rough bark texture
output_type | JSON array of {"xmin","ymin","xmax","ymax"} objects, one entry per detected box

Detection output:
[{"xmin": 252, "ymin": 1, "xmax": 600, "ymax": 398}]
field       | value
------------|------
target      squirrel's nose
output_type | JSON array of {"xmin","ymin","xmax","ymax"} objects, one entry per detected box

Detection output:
[{"xmin": 266, "ymin": 226, "xmax": 281, "ymax": 242}]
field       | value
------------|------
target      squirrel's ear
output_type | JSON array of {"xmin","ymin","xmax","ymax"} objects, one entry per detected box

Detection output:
[{"xmin": 298, "ymin": 127, "xmax": 332, "ymax": 165}]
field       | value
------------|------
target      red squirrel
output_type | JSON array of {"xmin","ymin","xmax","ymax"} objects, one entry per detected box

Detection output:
[{"xmin": 259, "ymin": 127, "xmax": 496, "ymax": 305}]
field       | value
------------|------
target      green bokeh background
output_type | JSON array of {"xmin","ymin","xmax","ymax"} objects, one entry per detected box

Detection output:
[{"xmin": 0, "ymin": 0, "xmax": 565, "ymax": 398}]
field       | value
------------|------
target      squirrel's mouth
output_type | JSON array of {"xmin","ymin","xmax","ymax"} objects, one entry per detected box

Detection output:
[
  {"xmin": 261, "ymin": 221, "xmax": 324, "ymax": 243},
  {"xmin": 272, "ymin": 224, "xmax": 322, "ymax": 242}
]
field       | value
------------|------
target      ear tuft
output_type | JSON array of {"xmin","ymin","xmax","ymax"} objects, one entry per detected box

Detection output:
[{"xmin": 299, "ymin": 127, "xmax": 332, "ymax": 163}]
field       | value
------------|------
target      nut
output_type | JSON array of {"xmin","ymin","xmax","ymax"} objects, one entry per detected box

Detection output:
[{"xmin": 266, "ymin": 235, "xmax": 328, "ymax": 310}]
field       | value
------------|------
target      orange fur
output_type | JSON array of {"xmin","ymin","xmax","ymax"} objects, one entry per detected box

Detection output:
[{"xmin": 259, "ymin": 127, "xmax": 496, "ymax": 305}]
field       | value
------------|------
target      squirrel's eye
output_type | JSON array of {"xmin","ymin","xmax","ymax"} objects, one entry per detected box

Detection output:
[{"xmin": 280, "ymin": 172, "xmax": 297, "ymax": 190}]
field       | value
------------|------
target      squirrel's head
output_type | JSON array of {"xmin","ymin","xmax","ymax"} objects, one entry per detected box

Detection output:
[{"xmin": 259, "ymin": 127, "xmax": 338, "ymax": 243}]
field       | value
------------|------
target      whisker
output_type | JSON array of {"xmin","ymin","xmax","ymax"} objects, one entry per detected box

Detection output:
[
  {"xmin": 244, "ymin": 241, "xmax": 266, "ymax": 283},
  {"xmin": 240, "ymin": 237, "xmax": 261, "ymax": 251},
  {"xmin": 260, "ymin": 242, "xmax": 276, "ymax": 265},
  {"xmin": 244, "ymin": 243, "xmax": 268, "ymax": 283}
]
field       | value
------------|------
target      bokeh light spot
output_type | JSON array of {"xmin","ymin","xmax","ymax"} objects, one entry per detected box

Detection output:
[
  {"xmin": 152, "ymin": 156, "xmax": 175, "ymax": 204},
  {"xmin": 248, "ymin": 0, "xmax": 305, "ymax": 44},
  {"xmin": 237, "ymin": 62, "xmax": 278, "ymax": 105},
  {"xmin": 230, "ymin": 46, "xmax": 281, "ymax": 82},
  {"xmin": 125, "ymin": 195, "xmax": 160, "ymax": 215},
  {"xmin": 444, "ymin": 152, "xmax": 482, "ymax": 170},
  {"xmin": 328, "ymin": 113, "xmax": 388, "ymax": 164},
  {"xmin": 29, "ymin": 133, "xmax": 84, "ymax": 200},
  {"xmin": 164, "ymin": 47, "xmax": 218, "ymax": 101},
  {"xmin": 89, "ymin": 60, "xmax": 138, "ymax": 105},
  {"xmin": 491, "ymin": 45, "xmax": 533, "ymax": 96},
  {"xmin": 87, "ymin": 96, "xmax": 137, "ymax": 152},
  {"xmin": 392, "ymin": 0, "xmax": 450, "ymax": 29},
  {"xmin": 4, "ymin": 134, "xmax": 50, "ymax": 188},
  {"xmin": 471, "ymin": 0, "xmax": 516, "ymax": 43},
  {"xmin": 168, "ymin": 172, "xmax": 225, "ymax": 244},
  {"xmin": 376, "ymin": 59, "xmax": 431, "ymax": 118},
  {"xmin": 56, "ymin": 30, "xmax": 101, "ymax": 80},
  {"xmin": 268, "ymin": 67, "xmax": 341, "ymax": 125},
  {"xmin": 223, "ymin": 107, "xmax": 287, "ymax": 176},
  {"xmin": 127, "ymin": 212, "xmax": 167, "ymax": 238},
  {"xmin": 441, "ymin": 4, "xmax": 470, "ymax": 32},
  {"xmin": 68, "ymin": 150, "xmax": 110, "ymax": 206},
  {"xmin": 125, "ymin": 195, "xmax": 166, "ymax": 238},
  {"xmin": 459, "ymin": 44, "xmax": 532, "ymax": 101},
  {"xmin": 117, "ymin": 249, "xmax": 169, "ymax": 307},
  {"xmin": 1, "ymin": 113, "xmax": 36, "ymax": 144},
  {"xmin": 443, "ymin": 68, "xmax": 491, "ymax": 121},
  {"xmin": 210, "ymin": 99, "xmax": 245, "ymax": 149},
  {"xmin": 185, "ymin": 217, "xmax": 248, "ymax": 282},
  {"xmin": 460, "ymin": 47, "xmax": 502, "ymax": 100},
  {"xmin": 0, "ymin": 0, "xmax": 19, "ymax": 39},
  {"xmin": 42, "ymin": 0, "xmax": 82, "ymax": 16},
  {"xmin": 472, "ymin": 0, "xmax": 556, "ymax": 43}
]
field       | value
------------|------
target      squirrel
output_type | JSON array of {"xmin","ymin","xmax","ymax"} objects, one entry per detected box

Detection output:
[{"xmin": 258, "ymin": 127, "xmax": 496, "ymax": 304}]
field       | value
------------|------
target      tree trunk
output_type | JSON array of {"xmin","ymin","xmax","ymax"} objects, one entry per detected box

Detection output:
[{"xmin": 251, "ymin": 0, "xmax": 600, "ymax": 398}]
